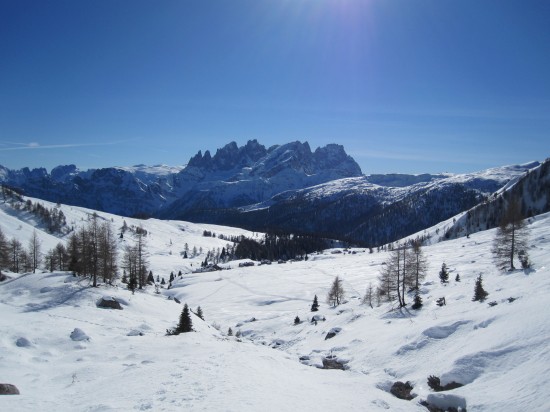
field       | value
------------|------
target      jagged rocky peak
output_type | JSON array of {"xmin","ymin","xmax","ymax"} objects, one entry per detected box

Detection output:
[
  {"xmin": 187, "ymin": 140, "xmax": 269, "ymax": 171},
  {"xmin": 313, "ymin": 144, "xmax": 362, "ymax": 175},
  {"xmin": 20, "ymin": 167, "xmax": 49, "ymax": 180},
  {"xmin": 187, "ymin": 150, "xmax": 213, "ymax": 168},
  {"xmin": 51, "ymin": 165, "xmax": 79, "ymax": 182},
  {"xmin": 185, "ymin": 140, "xmax": 362, "ymax": 178}
]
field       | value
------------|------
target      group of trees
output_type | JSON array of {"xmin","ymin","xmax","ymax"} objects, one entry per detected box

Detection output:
[
  {"xmin": 1, "ymin": 186, "xmax": 68, "ymax": 234},
  {"xmin": 0, "ymin": 228, "xmax": 43, "ymax": 273},
  {"xmin": 64, "ymin": 214, "xmax": 119, "ymax": 287},
  {"xmin": 234, "ymin": 232, "xmax": 328, "ymax": 261},
  {"xmin": 378, "ymin": 241, "xmax": 428, "ymax": 307},
  {"xmin": 121, "ymin": 226, "xmax": 148, "ymax": 292}
]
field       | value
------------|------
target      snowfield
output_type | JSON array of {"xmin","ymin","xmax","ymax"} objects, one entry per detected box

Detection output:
[{"xmin": 1, "ymin": 198, "xmax": 550, "ymax": 411}]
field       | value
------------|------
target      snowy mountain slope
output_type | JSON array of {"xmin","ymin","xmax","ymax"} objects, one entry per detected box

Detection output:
[
  {"xmin": 1, "ymin": 194, "xmax": 550, "ymax": 411},
  {"xmin": 442, "ymin": 158, "xmax": 550, "ymax": 241},
  {"xmin": 230, "ymin": 162, "xmax": 541, "ymax": 245}
]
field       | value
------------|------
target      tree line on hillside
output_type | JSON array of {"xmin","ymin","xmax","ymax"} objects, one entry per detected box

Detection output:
[
  {"xmin": 2, "ymin": 185, "xmax": 68, "ymax": 234},
  {"xmin": 234, "ymin": 232, "xmax": 328, "ymax": 261}
]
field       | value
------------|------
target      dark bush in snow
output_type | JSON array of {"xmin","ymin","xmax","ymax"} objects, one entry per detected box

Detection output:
[
  {"xmin": 427, "ymin": 375, "xmax": 464, "ymax": 392},
  {"xmin": 390, "ymin": 381, "xmax": 415, "ymax": 400}
]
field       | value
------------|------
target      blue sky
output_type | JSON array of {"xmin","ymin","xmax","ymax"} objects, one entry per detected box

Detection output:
[{"xmin": 1, "ymin": 0, "xmax": 549, "ymax": 174}]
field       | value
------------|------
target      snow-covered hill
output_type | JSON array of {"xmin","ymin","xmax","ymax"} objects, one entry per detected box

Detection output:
[{"xmin": 1, "ymin": 195, "xmax": 550, "ymax": 411}]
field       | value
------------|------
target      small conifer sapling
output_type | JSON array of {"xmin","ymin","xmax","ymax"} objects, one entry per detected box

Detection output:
[
  {"xmin": 472, "ymin": 275, "xmax": 489, "ymax": 302},
  {"xmin": 196, "ymin": 306, "xmax": 204, "ymax": 320},
  {"xmin": 412, "ymin": 291, "xmax": 423, "ymax": 310},
  {"xmin": 439, "ymin": 263, "xmax": 449, "ymax": 283},
  {"xmin": 311, "ymin": 295, "xmax": 319, "ymax": 312}
]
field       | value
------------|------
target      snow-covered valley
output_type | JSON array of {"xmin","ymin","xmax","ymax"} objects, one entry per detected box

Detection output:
[{"xmin": 1, "ymin": 197, "xmax": 549, "ymax": 411}]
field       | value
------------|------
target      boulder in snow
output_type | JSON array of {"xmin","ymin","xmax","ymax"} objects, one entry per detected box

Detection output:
[
  {"xmin": 325, "ymin": 327, "xmax": 342, "ymax": 340},
  {"xmin": 15, "ymin": 337, "xmax": 32, "ymax": 348},
  {"xmin": 96, "ymin": 296, "xmax": 123, "ymax": 310},
  {"xmin": 425, "ymin": 393, "xmax": 467, "ymax": 411},
  {"xmin": 322, "ymin": 355, "xmax": 346, "ymax": 370},
  {"xmin": 0, "ymin": 384, "xmax": 20, "ymax": 395},
  {"xmin": 311, "ymin": 315, "xmax": 325, "ymax": 324},
  {"xmin": 70, "ymin": 328, "xmax": 90, "ymax": 341}
]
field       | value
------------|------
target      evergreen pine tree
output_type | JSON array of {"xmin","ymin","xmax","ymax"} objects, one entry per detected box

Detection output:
[
  {"xmin": 294, "ymin": 316, "xmax": 301, "ymax": 325},
  {"xmin": 411, "ymin": 291, "xmax": 423, "ymax": 310},
  {"xmin": 472, "ymin": 275, "xmax": 489, "ymax": 302},
  {"xmin": 455, "ymin": 273, "xmax": 461, "ymax": 282},
  {"xmin": 196, "ymin": 306, "xmax": 204, "ymax": 320},
  {"xmin": 227, "ymin": 327, "xmax": 233, "ymax": 336},
  {"xmin": 439, "ymin": 263, "xmax": 449, "ymax": 283},
  {"xmin": 128, "ymin": 275, "xmax": 137, "ymax": 294},
  {"xmin": 147, "ymin": 271, "xmax": 154, "ymax": 284},
  {"xmin": 174, "ymin": 303, "xmax": 193, "ymax": 333},
  {"xmin": 311, "ymin": 294, "xmax": 319, "ymax": 312},
  {"xmin": 169, "ymin": 272, "xmax": 174, "ymax": 282}
]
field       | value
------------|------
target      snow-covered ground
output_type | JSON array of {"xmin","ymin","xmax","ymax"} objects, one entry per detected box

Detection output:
[{"xmin": 1, "ymin": 197, "xmax": 549, "ymax": 411}]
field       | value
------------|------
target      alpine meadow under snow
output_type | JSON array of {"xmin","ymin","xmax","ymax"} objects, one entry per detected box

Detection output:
[{"xmin": 1, "ymin": 192, "xmax": 550, "ymax": 411}]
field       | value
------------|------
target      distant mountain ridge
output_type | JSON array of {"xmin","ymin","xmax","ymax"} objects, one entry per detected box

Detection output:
[
  {"xmin": 0, "ymin": 139, "xmax": 362, "ymax": 217},
  {"xmin": 0, "ymin": 140, "xmax": 545, "ymax": 246}
]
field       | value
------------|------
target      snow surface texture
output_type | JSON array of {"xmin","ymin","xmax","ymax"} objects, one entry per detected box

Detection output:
[{"xmin": 1, "ymin": 197, "xmax": 550, "ymax": 411}]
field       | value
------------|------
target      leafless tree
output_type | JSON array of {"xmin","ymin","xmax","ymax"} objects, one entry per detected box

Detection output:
[
  {"xmin": 407, "ymin": 240, "xmax": 428, "ymax": 290},
  {"xmin": 28, "ymin": 230, "xmax": 42, "ymax": 273},
  {"xmin": 327, "ymin": 275, "xmax": 345, "ymax": 307},
  {"xmin": 492, "ymin": 197, "xmax": 530, "ymax": 270}
]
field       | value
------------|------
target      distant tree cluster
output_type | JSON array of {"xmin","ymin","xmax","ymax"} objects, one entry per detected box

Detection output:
[
  {"xmin": 1, "ymin": 186, "xmax": 68, "ymax": 234},
  {"xmin": 201, "ymin": 244, "xmax": 236, "ymax": 266},
  {"xmin": 234, "ymin": 232, "xmax": 328, "ymax": 261}
]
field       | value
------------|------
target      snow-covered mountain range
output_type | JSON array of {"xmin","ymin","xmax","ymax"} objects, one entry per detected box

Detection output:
[{"xmin": 0, "ymin": 140, "xmax": 547, "ymax": 245}]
